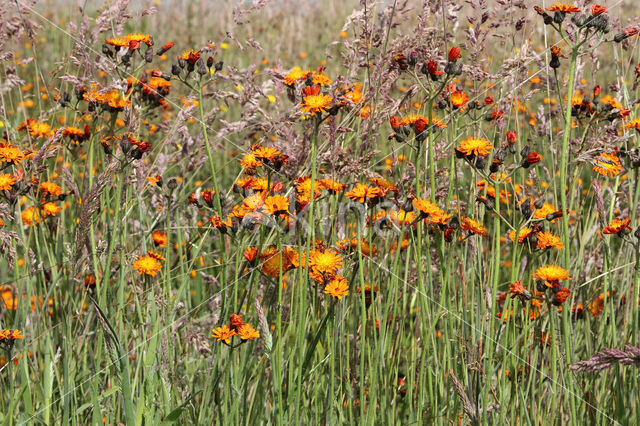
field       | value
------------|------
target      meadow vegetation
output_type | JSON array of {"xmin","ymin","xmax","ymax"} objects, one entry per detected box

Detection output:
[{"xmin": 2, "ymin": 0, "xmax": 640, "ymax": 424}]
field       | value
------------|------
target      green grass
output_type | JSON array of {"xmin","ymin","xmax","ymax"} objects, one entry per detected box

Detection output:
[{"xmin": 1, "ymin": 0, "xmax": 640, "ymax": 424}]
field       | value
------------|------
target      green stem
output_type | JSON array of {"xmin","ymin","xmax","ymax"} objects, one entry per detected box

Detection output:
[
  {"xmin": 559, "ymin": 48, "xmax": 578, "ymax": 268},
  {"xmin": 197, "ymin": 81, "xmax": 222, "ymax": 217}
]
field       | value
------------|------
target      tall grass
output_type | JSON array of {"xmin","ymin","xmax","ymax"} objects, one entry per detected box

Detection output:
[{"xmin": 1, "ymin": 0, "xmax": 640, "ymax": 424}]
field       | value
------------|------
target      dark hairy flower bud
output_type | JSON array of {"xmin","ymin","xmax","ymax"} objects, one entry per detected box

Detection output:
[
  {"xmin": 534, "ymin": 198, "xmax": 545, "ymax": 209},
  {"xmin": 520, "ymin": 145, "xmax": 531, "ymax": 158},
  {"xmin": 120, "ymin": 134, "xmax": 131, "ymax": 154},
  {"xmin": 196, "ymin": 58, "xmax": 207, "ymax": 75},
  {"xmin": 145, "ymin": 46, "xmax": 153, "ymax": 62},
  {"xmin": 102, "ymin": 44, "xmax": 113, "ymax": 57},
  {"xmin": 553, "ymin": 11, "xmax": 566, "ymax": 24},
  {"xmin": 215, "ymin": 61, "xmax": 224, "ymax": 71},
  {"xmin": 178, "ymin": 57, "xmax": 186, "ymax": 68},
  {"xmin": 171, "ymin": 64, "xmax": 181, "ymax": 76},
  {"xmin": 207, "ymin": 56, "xmax": 214, "ymax": 68},
  {"xmin": 167, "ymin": 177, "xmax": 179, "ymax": 189},
  {"xmin": 520, "ymin": 199, "xmax": 532, "ymax": 218}
]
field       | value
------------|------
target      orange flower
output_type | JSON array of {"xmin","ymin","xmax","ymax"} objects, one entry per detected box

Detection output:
[
  {"xmin": 624, "ymin": 118, "xmax": 640, "ymax": 132},
  {"xmin": 152, "ymin": 230, "xmax": 167, "ymax": 247},
  {"xmin": 552, "ymin": 288, "xmax": 571, "ymax": 306},
  {"xmin": 345, "ymin": 183, "xmax": 382, "ymax": 203},
  {"xmin": 40, "ymin": 181, "xmax": 62, "ymax": 197},
  {"xmin": 509, "ymin": 227, "xmax": 533, "ymax": 243},
  {"xmin": 133, "ymin": 253, "xmax": 163, "ymax": 276},
  {"xmin": 532, "ymin": 265, "xmax": 571, "ymax": 288},
  {"xmin": 550, "ymin": 45, "xmax": 567, "ymax": 59},
  {"xmin": 264, "ymin": 195, "xmax": 289, "ymax": 215},
  {"xmin": 0, "ymin": 144, "xmax": 26, "ymax": 165},
  {"xmin": 21, "ymin": 206, "xmax": 40, "ymax": 226},
  {"xmin": 546, "ymin": 3, "xmax": 580, "ymax": 13},
  {"xmin": 300, "ymin": 85, "xmax": 332, "ymax": 115},
  {"xmin": 592, "ymin": 152, "xmax": 623, "ymax": 177},
  {"xmin": 179, "ymin": 49, "xmax": 201, "ymax": 65},
  {"xmin": 456, "ymin": 136, "xmax": 493, "ymax": 157},
  {"xmin": 509, "ymin": 281, "xmax": 531, "ymax": 301},
  {"xmin": 591, "ymin": 4, "xmax": 607, "ymax": 15},
  {"xmin": 0, "ymin": 174, "xmax": 16, "ymax": 190},
  {"xmin": 312, "ymin": 72, "xmax": 332, "ymax": 87},
  {"xmin": 450, "ymin": 91, "xmax": 469, "ymax": 109},
  {"xmin": 229, "ymin": 313, "xmax": 246, "ymax": 331},
  {"xmin": 602, "ymin": 217, "xmax": 632, "ymax": 236},
  {"xmin": 243, "ymin": 247, "xmax": 259, "ymax": 263},
  {"xmin": 324, "ymin": 276, "xmax": 349, "ymax": 300},
  {"xmin": 41, "ymin": 202, "xmax": 62, "ymax": 218},
  {"xmin": 309, "ymin": 249, "xmax": 343, "ymax": 276},
  {"xmin": 535, "ymin": 232, "xmax": 564, "ymax": 250},
  {"xmin": 460, "ymin": 217, "xmax": 487, "ymax": 236},
  {"xmin": 237, "ymin": 323, "xmax": 260, "ymax": 340},
  {"xmin": 284, "ymin": 67, "xmax": 308, "ymax": 86},
  {"xmin": 1, "ymin": 286, "xmax": 16, "ymax": 310},
  {"xmin": 211, "ymin": 324, "xmax": 236, "ymax": 344}
]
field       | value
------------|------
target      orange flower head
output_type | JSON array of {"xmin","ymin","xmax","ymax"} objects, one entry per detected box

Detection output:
[
  {"xmin": 450, "ymin": 91, "xmax": 469, "ymax": 109},
  {"xmin": 211, "ymin": 324, "xmax": 236, "ymax": 344},
  {"xmin": 550, "ymin": 45, "xmax": 567, "ymax": 59},
  {"xmin": 0, "ymin": 144, "xmax": 26, "ymax": 165},
  {"xmin": 509, "ymin": 227, "xmax": 533, "ymax": 243},
  {"xmin": 546, "ymin": 3, "xmax": 580, "ymax": 13},
  {"xmin": 553, "ymin": 288, "xmax": 571, "ymax": 305},
  {"xmin": 324, "ymin": 276, "xmax": 349, "ymax": 300},
  {"xmin": 152, "ymin": 230, "xmax": 167, "ymax": 247},
  {"xmin": 179, "ymin": 49, "xmax": 201, "ymax": 65},
  {"xmin": 592, "ymin": 152, "xmax": 623, "ymax": 178},
  {"xmin": 603, "ymin": 217, "xmax": 632, "ymax": 235},
  {"xmin": 264, "ymin": 195, "xmax": 289, "ymax": 216},
  {"xmin": 0, "ymin": 174, "xmax": 16, "ymax": 190},
  {"xmin": 309, "ymin": 249, "xmax": 343, "ymax": 277},
  {"xmin": 300, "ymin": 86, "xmax": 332, "ymax": 115},
  {"xmin": 284, "ymin": 67, "xmax": 308, "ymax": 86},
  {"xmin": 238, "ymin": 323, "xmax": 260, "ymax": 340},
  {"xmin": 535, "ymin": 232, "xmax": 564, "ymax": 250},
  {"xmin": 229, "ymin": 313, "xmax": 246, "ymax": 331},
  {"xmin": 460, "ymin": 217, "xmax": 487, "ymax": 236},
  {"xmin": 345, "ymin": 183, "xmax": 383, "ymax": 203},
  {"xmin": 448, "ymin": 46, "xmax": 461, "ymax": 62},
  {"xmin": 591, "ymin": 4, "xmax": 607, "ymax": 15},
  {"xmin": 456, "ymin": 136, "xmax": 493, "ymax": 158},
  {"xmin": 133, "ymin": 254, "xmax": 163, "ymax": 276},
  {"xmin": 533, "ymin": 265, "xmax": 571, "ymax": 287},
  {"xmin": 39, "ymin": 181, "xmax": 62, "ymax": 197}
]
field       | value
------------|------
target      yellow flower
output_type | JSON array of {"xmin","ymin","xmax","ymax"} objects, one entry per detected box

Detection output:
[
  {"xmin": 460, "ymin": 217, "xmax": 487, "ymax": 236},
  {"xmin": 533, "ymin": 265, "xmax": 571, "ymax": 287},
  {"xmin": 211, "ymin": 324, "xmax": 236, "ymax": 344},
  {"xmin": 133, "ymin": 254, "xmax": 163, "ymax": 276},
  {"xmin": 603, "ymin": 217, "xmax": 632, "ymax": 235},
  {"xmin": 309, "ymin": 249, "xmax": 343, "ymax": 276},
  {"xmin": 0, "ymin": 144, "xmax": 25, "ymax": 165},
  {"xmin": 41, "ymin": 202, "xmax": 62, "ymax": 217},
  {"xmin": 284, "ymin": 67, "xmax": 308, "ymax": 86},
  {"xmin": 237, "ymin": 324, "xmax": 260, "ymax": 340},
  {"xmin": 40, "ymin": 181, "xmax": 62, "ymax": 197},
  {"xmin": 21, "ymin": 206, "xmax": 40, "ymax": 226},
  {"xmin": 0, "ymin": 174, "xmax": 16, "ymax": 190},
  {"xmin": 456, "ymin": 136, "xmax": 493, "ymax": 157},
  {"xmin": 324, "ymin": 276, "xmax": 349, "ymax": 300},
  {"xmin": 300, "ymin": 86, "xmax": 332, "ymax": 116},
  {"xmin": 592, "ymin": 152, "xmax": 623, "ymax": 178},
  {"xmin": 535, "ymin": 232, "xmax": 564, "ymax": 250}
]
